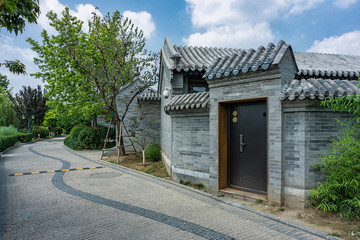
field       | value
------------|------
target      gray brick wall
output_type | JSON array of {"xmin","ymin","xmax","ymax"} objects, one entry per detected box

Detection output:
[
  {"xmin": 283, "ymin": 100, "xmax": 351, "ymax": 207},
  {"xmin": 170, "ymin": 110, "xmax": 210, "ymax": 186},
  {"xmin": 116, "ymin": 80, "xmax": 160, "ymax": 152}
]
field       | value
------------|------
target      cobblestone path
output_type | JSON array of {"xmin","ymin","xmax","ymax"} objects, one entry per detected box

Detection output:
[{"xmin": 0, "ymin": 138, "xmax": 334, "ymax": 239}]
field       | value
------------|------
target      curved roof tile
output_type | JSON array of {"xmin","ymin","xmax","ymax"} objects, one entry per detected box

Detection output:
[
  {"xmin": 294, "ymin": 52, "xmax": 360, "ymax": 80},
  {"xmin": 138, "ymin": 93, "xmax": 161, "ymax": 101},
  {"xmin": 164, "ymin": 92, "xmax": 209, "ymax": 113},
  {"xmin": 203, "ymin": 40, "xmax": 289, "ymax": 79},
  {"xmin": 280, "ymin": 78, "xmax": 359, "ymax": 101}
]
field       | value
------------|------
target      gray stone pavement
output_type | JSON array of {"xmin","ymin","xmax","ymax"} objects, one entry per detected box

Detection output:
[{"xmin": 0, "ymin": 138, "xmax": 336, "ymax": 239}]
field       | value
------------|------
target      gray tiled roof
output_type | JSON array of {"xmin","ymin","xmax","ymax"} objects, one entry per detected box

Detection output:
[
  {"xmin": 204, "ymin": 41, "xmax": 291, "ymax": 79},
  {"xmin": 161, "ymin": 38, "xmax": 242, "ymax": 72},
  {"xmin": 138, "ymin": 92, "xmax": 161, "ymax": 101},
  {"xmin": 280, "ymin": 78, "xmax": 359, "ymax": 101},
  {"xmin": 164, "ymin": 92, "xmax": 209, "ymax": 112},
  {"xmin": 294, "ymin": 52, "xmax": 360, "ymax": 79}
]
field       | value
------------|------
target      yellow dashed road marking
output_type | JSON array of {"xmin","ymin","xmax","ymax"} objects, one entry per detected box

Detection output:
[{"xmin": 9, "ymin": 166, "xmax": 105, "ymax": 176}]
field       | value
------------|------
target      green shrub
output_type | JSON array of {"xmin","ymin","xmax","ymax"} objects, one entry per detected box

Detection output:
[
  {"xmin": 64, "ymin": 136, "xmax": 82, "ymax": 150},
  {"xmin": 70, "ymin": 125, "xmax": 87, "ymax": 139},
  {"xmin": 0, "ymin": 126, "xmax": 19, "ymax": 136},
  {"xmin": 78, "ymin": 127, "xmax": 97, "ymax": 149},
  {"xmin": 0, "ymin": 135, "xmax": 18, "ymax": 152},
  {"xmin": 309, "ymin": 119, "xmax": 360, "ymax": 219},
  {"xmin": 31, "ymin": 128, "xmax": 40, "ymax": 138},
  {"xmin": 18, "ymin": 133, "xmax": 32, "ymax": 142},
  {"xmin": 78, "ymin": 127, "xmax": 107, "ymax": 149},
  {"xmin": 52, "ymin": 127, "xmax": 63, "ymax": 136},
  {"xmin": 98, "ymin": 125, "xmax": 116, "ymax": 140},
  {"xmin": 145, "ymin": 142, "xmax": 161, "ymax": 162},
  {"xmin": 37, "ymin": 126, "xmax": 49, "ymax": 138}
]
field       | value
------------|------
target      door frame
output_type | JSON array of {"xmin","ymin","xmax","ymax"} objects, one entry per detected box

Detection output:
[{"xmin": 218, "ymin": 97, "xmax": 268, "ymax": 197}]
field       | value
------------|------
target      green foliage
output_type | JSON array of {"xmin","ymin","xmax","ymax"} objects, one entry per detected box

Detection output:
[
  {"xmin": 9, "ymin": 85, "xmax": 47, "ymax": 130},
  {"xmin": 37, "ymin": 126, "xmax": 49, "ymax": 138},
  {"xmin": 0, "ymin": 0, "xmax": 40, "ymax": 74},
  {"xmin": 18, "ymin": 133, "xmax": 32, "ymax": 142},
  {"xmin": 64, "ymin": 136, "xmax": 82, "ymax": 150},
  {"xmin": 27, "ymin": 8, "xmax": 158, "ymax": 154},
  {"xmin": 309, "ymin": 119, "xmax": 360, "ymax": 219},
  {"xmin": 0, "ymin": 60, "xmax": 26, "ymax": 74},
  {"xmin": 0, "ymin": 0, "xmax": 40, "ymax": 35},
  {"xmin": 32, "ymin": 126, "xmax": 49, "ymax": 138},
  {"xmin": 78, "ymin": 127, "xmax": 100, "ymax": 149},
  {"xmin": 0, "ymin": 135, "xmax": 18, "ymax": 151},
  {"xmin": 0, "ymin": 132, "xmax": 32, "ymax": 151},
  {"xmin": 52, "ymin": 127, "xmax": 63, "ymax": 136},
  {"xmin": 70, "ymin": 125, "xmax": 87, "ymax": 140},
  {"xmin": 321, "ymin": 76, "xmax": 360, "ymax": 116},
  {"xmin": 43, "ymin": 110, "xmax": 57, "ymax": 129},
  {"xmin": 0, "ymin": 78, "xmax": 18, "ymax": 127},
  {"xmin": 0, "ymin": 125, "xmax": 19, "ymax": 135},
  {"xmin": 145, "ymin": 142, "xmax": 161, "ymax": 162}
]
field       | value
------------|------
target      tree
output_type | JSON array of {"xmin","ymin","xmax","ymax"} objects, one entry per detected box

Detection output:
[
  {"xmin": 9, "ymin": 85, "xmax": 48, "ymax": 131},
  {"xmin": 129, "ymin": 106, "xmax": 157, "ymax": 164},
  {"xmin": 28, "ymin": 8, "xmax": 157, "ymax": 154},
  {"xmin": 0, "ymin": 0, "xmax": 40, "ymax": 74},
  {"xmin": 0, "ymin": 74, "xmax": 18, "ymax": 126}
]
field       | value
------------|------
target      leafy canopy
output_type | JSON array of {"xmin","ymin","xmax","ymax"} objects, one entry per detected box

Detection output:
[
  {"xmin": 0, "ymin": 0, "xmax": 40, "ymax": 74},
  {"xmin": 27, "ymin": 8, "xmax": 157, "ymax": 126},
  {"xmin": 0, "ymin": 0, "xmax": 40, "ymax": 35}
]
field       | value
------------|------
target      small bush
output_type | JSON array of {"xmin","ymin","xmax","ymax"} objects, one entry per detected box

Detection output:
[
  {"xmin": 64, "ymin": 136, "xmax": 82, "ymax": 150},
  {"xmin": 145, "ymin": 142, "xmax": 161, "ymax": 161},
  {"xmin": 52, "ymin": 127, "xmax": 63, "ymax": 136},
  {"xmin": 309, "ymin": 119, "xmax": 360, "ymax": 219},
  {"xmin": 0, "ymin": 126, "xmax": 19, "ymax": 136},
  {"xmin": 0, "ymin": 135, "xmax": 18, "ymax": 152},
  {"xmin": 18, "ymin": 133, "xmax": 32, "ymax": 142},
  {"xmin": 31, "ymin": 128, "xmax": 40, "ymax": 138},
  {"xmin": 37, "ymin": 126, "xmax": 49, "ymax": 138},
  {"xmin": 78, "ymin": 127, "xmax": 100, "ymax": 149},
  {"xmin": 70, "ymin": 125, "xmax": 87, "ymax": 139}
]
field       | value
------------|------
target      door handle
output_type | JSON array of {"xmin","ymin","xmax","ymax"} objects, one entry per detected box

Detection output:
[{"xmin": 240, "ymin": 134, "xmax": 246, "ymax": 153}]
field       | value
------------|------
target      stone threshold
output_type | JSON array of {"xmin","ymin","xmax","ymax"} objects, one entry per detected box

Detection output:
[{"xmin": 220, "ymin": 187, "xmax": 267, "ymax": 202}]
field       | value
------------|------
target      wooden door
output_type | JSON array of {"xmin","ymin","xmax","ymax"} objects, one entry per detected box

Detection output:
[{"xmin": 228, "ymin": 101, "xmax": 267, "ymax": 195}]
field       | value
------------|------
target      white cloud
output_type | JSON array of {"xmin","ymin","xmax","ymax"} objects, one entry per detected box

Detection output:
[
  {"xmin": 184, "ymin": 0, "xmax": 324, "ymax": 47},
  {"xmin": 333, "ymin": 0, "xmax": 357, "ymax": 8},
  {"xmin": 307, "ymin": 30, "xmax": 360, "ymax": 55},
  {"xmin": 0, "ymin": 36, "xmax": 42, "ymax": 93},
  {"xmin": 123, "ymin": 11, "xmax": 156, "ymax": 39},
  {"xmin": 183, "ymin": 23, "xmax": 274, "ymax": 48},
  {"xmin": 38, "ymin": 0, "xmax": 101, "ymax": 33}
]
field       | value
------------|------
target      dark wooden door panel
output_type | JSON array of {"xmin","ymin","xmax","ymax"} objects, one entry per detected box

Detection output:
[{"xmin": 229, "ymin": 101, "xmax": 267, "ymax": 194}]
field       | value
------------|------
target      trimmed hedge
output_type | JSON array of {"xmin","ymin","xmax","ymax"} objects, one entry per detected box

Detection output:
[
  {"xmin": 64, "ymin": 136, "xmax": 82, "ymax": 150},
  {"xmin": 0, "ymin": 135, "xmax": 19, "ymax": 152},
  {"xmin": 0, "ymin": 133, "xmax": 33, "ymax": 152},
  {"xmin": 32, "ymin": 126, "xmax": 50, "ymax": 138},
  {"xmin": 70, "ymin": 125, "xmax": 87, "ymax": 140},
  {"xmin": 18, "ymin": 133, "xmax": 32, "ymax": 142},
  {"xmin": 65, "ymin": 125, "xmax": 114, "ymax": 150}
]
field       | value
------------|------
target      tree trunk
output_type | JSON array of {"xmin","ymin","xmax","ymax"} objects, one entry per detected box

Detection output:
[
  {"xmin": 91, "ymin": 113, "xmax": 98, "ymax": 127},
  {"xmin": 117, "ymin": 121, "xmax": 126, "ymax": 155},
  {"xmin": 142, "ymin": 149, "xmax": 145, "ymax": 164}
]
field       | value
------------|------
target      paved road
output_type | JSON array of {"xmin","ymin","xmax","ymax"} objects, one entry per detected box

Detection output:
[{"xmin": 0, "ymin": 138, "xmax": 332, "ymax": 239}]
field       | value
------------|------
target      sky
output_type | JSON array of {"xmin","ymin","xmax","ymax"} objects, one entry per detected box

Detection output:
[{"xmin": 1, "ymin": 0, "xmax": 359, "ymax": 93}]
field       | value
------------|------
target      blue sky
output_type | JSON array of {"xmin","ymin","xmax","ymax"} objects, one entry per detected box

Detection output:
[{"xmin": 1, "ymin": 0, "xmax": 359, "ymax": 93}]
